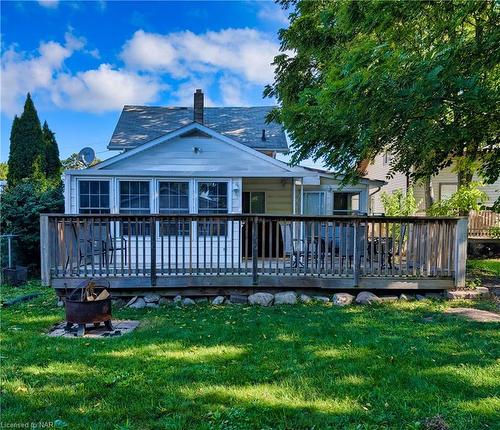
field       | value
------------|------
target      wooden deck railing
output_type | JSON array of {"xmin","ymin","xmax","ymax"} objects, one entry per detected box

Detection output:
[
  {"xmin": 40, "ymin": 214, "xmax": 468, "ymax": 290},
  {"xmin": 468, "ymin": 210, "xmax": 500, "ymax": 239}
]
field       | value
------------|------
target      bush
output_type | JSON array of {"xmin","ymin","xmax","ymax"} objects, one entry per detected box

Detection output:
[
  {"xmin": 0, "ymin": 181, "xmax": 63, "ymax": 273},
  {"xmin": 380, "ymin": 188, "xmax": 419, "ymax": 216},
  {"xmin": 427, "ymin": 182, "xmax": 488, "ymax": 216}
]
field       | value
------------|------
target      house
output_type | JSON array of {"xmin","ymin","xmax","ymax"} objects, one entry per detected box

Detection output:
[
  {"xmin": 365, "ymin": 152, "xmax": 500, "ymax": 215},
  {"xmin": 64, "ymin": 90, "xmax": 383, "ymax": 219},
  {"xmin": 40, "ymin": 90, "xmax": 468, "ymax": 293}
]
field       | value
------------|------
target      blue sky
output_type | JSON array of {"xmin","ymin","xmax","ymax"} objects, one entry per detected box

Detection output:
[{"xmin": 1, "ymin": 0, "xmax": 289, "ymax": 161}]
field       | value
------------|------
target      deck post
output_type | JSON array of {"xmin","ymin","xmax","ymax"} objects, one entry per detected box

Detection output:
[
  {"xmin": 353, "ymin": 220, "xmax": 359, "ymax": 286},
  {"xmin": 40, "ymin": 214, "xmax": 50, "ymax": 286},
  {"xmin": 150, "ymin": 217, "xmax": 157, "ymax": 286},
  {"xmin": 454, "ymin": 217, "xmax": 468, "ymax": 288},
  {"xmin": 252, "ymin": 216, "xmax": 258, "ymax": 285}
]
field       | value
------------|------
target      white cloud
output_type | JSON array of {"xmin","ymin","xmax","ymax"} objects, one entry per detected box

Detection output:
[
  {"xmin": 1, "ymin": 34, "xmax": 162, "ymax": 115},
  {"xmin": 52, "ymin": 64, "xmax": 162, "ymax": 112},
  {"xmin": 121, "ymin": 28, "xmax": 280, "ymax": 85},
  {"xmin": 38, "ymin": 0, "xmax": 59, "ymax": 9},
  {"xmin": 257, "ymin": 2, "xmax": 289, "ymax": 25},
  {"xmin": 1, "ymin": 39, "xmax": 73, "ymax": 115}
]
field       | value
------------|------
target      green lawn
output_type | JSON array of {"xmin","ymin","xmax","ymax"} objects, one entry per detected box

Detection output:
[
  {"xmin": 1, "ymin": 282, "xmax": 499, "ymax": 430},
  {"xmin": 467, "ymin": 258, "xmax": 500, "ymax": 280}
]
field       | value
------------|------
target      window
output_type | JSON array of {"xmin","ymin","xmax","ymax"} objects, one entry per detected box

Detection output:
[
  {"xmin": 243, "ymin": 192, "xmax": 265, "ymax": 213},
  {"xmin": 159, "ymin": 181, "xmax": 190, "ymax": 235},
  {"xmin": 440, "ymin": 183, "xmax": 458, "ymax": 200},
  {"xmin": 303, "ymin": 192, "xmax": 325, "ymax": 215},
  {"xmin": 333, "ymin": 192, "xmax": 360, "ymax": 214},
  {"xmin": 78, "ymin": 180, "xmax": 110, "ymax": 214},
  {"xmin": 198, "ymin": 182, "xmax": 228, "ymax": 235},
  {"xmin": 119, "ymin": 181, "xmax": 150, "ymax": 235}
]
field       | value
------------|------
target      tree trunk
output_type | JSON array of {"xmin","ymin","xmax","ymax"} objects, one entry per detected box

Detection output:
[{"xmin": 423, "ymin": 177, "xmax": 434, "ymax": 211}]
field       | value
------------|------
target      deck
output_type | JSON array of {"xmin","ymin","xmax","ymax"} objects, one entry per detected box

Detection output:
[{"xmin": 40, "ymin": 214, "xmax": 468, "ymax": 293}]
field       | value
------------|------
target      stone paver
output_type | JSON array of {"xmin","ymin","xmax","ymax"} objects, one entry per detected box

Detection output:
[
  {"xmin": 48, "ymin": 320, "xmax": 140, "ymax": 338},
  {"xmin": 444, "ymin": 308, "xmax": 500, "ymax": 322}
]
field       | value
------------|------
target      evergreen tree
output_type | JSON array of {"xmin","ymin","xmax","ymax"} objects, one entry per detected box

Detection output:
[
  {"xmin": 7, "ymin": 93, "xmax": 45, "ymax": 186},
  {"xmin": 42, "ymin": 121, "xmax": 62, "ymax": 181}
]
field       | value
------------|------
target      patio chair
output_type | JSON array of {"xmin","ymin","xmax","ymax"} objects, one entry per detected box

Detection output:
[
  {"xmin": 62, "ymin": 221, "xmax": 105, "ymax": 271},
  {"xmin": 91, "ymin": 221, "xmax": 127, "ymax": 265},
  {"xmin": 279, "ymin": 222, "xmax": 306, "ymax": 268}
]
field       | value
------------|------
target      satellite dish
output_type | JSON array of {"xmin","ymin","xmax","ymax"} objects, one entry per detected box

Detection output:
[{"xmin": 78, "ymin": 147, "xmax": 96, "ymax": 166}]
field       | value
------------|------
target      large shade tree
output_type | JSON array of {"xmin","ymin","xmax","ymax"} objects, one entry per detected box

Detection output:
[
  {"xmin": 265, "ymin": 0, "xmax": 499, "ymax": 195},
  {"xmin": 42, "ymin": 121, "xmax": 62, "ymax": 180}
]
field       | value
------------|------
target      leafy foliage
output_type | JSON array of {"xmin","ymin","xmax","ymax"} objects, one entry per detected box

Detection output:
[
  {"xmin": 0, "ymin": 162, "xmax": 7, "ymax": 180},
  {"xmin": 380, "ymin": 188, "xmax": 419, "ymax": 216},
  {"xmin": 62, "ymin": 152, "xmax": 101, "ymax": 170},
  {"xmin": 7, "ymin": 94, "xmax": 46, "ymax": 186},
  {"xmin": 427, "ymin": 182, "xmax": 488, "ymax": 216},
  {"xmin": 266, "ymin": 1, "xmax": 499, "ymax": 186},
  {"xmin": 0, "ymin": 181, "xmax": 64, "ymax": 271}
]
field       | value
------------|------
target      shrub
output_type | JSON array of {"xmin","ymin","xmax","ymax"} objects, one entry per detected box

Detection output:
[
  {"xmin": 0, "ymin": 181, "xmax": 63, "ymax": 273},
  {"xmin": 427, "ymin": 182, "xmax": 488, "ymax": 216},
  {"xmin": 381, "ymin": 187, "xmax": 419, "ymax": 216}
]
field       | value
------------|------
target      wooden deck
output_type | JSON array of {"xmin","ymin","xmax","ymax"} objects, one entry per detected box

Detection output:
[{"xmin": 41, "ymin": 214, "xmax": 468, "ymax": 292}]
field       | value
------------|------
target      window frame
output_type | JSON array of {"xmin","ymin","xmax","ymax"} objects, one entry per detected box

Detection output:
[
  {"xmin": 303, "ymin": 191, "xmax": 326, "ymax": 215},
  {"xmin": 118, "ymin": 179, "xmax": 152, "ymax": 236},
  {"xmin": 196, "ymin": 180, "xmax": 230, "ymax": 236},
  {"xmin": 439, "ymin": 182, "xmax": 458, "ymax": 200},
  {"xmin": 77, "ymin": 179, "xmax": 111, "ymax": 214},
  {"xmin": 157, "ymin": 180, "xmax": 191, "ymax": 237}
]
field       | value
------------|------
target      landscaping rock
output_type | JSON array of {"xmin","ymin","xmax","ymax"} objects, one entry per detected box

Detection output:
[
  {"xmin": 248, "ymin": 292, "xmax": 274, "ymax": 307},
  {"xmin": 212, "ymin": 296, "xmax": 225, "ymax": 305},
  {"xmin": 181, "ymin": 298, "xmax": 196, "ymax": 306},
  {"xmin": 446, "ymin": 287, "xmax": 490, "ymax": 300},
  {"xmin": 159, "ymin": 297, "xmax": 170, "ymax": 306},
  {"xmin": 146, "ymin": 302, "xmax": 159, "ymax": 308},
  {"xmin": 128, "ymin": 298, "xmax": 146, "ymax": 309},
  {"xmin": 195, "ymin": 297, "xmax": 209, "ymax": 304},
  {"xmin": 299, "ymin": 294, "xmax": 312, "ymax": 303},
  {"xmin": 144, "ymin": 294, "xmax": 161, "ymax": 303},
  {"xmin": 378, "ymin": 296, "xmax": 398, "ymax": 302},
  {"xmin": 112, "ymin": 298, "xmax": 126, "ymax": 308},
  {"xmin": 274, "ymin": 291, "xmax": 297, "ymax": 305},
  {"xmin": 312, "ymin": 296, "xmax": 330, "ymax": 303},
  {"xmin": 426, "ymin": 292, "xmax": 444, "ymax": 299},
  {"xmin": 332, "ymin": 293, "xmax": 354, "ymax": 306},
  {"xmin": 126, "ymin": 296, "xmax": 138, "ymax": 307},
  {"xmin": 416, "ymin": 294, "xmax": 426, "ymax": 301},
  {"xmin": 229, "ymin": 294, "xmax": 248, "ymax": 304},
  {"xmin": 173, "ymin": 295, "xmax": 182, "ymax": 304},
  {"xmin": 399, "ymin": 294, "xmax": 414, "ymax": 301},
  {"xmin": 355, "ymin": 291, "xmax": 380, "ymax": 304}
]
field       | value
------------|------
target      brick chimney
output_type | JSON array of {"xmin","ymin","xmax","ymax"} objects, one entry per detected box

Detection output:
[{"xmin": 194, "ymin": 89, "xmax": 204, "ymax": 124}]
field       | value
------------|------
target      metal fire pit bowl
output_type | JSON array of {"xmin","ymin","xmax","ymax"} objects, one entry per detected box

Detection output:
[{"xmin": 64, "ymin": 281, "xmax": 113, "ymax": 336}]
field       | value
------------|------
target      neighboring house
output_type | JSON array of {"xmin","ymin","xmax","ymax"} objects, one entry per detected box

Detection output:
[
  {"xmin": 64, "ymin": 90, "xmax": 383, "ymax": 218},
  {"xmin": 365, "ymin": 152, "xmax": 500, "ymax": 214}
]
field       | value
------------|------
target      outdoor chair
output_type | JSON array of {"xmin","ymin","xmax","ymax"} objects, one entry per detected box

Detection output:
[{"xmin": 280, "ymin": 222, "xmax": 306, "ymax": 268}]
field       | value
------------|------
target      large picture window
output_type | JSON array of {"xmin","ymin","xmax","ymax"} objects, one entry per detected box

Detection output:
[
  {"xmin": 119, "ymin": 181, "xmax": 150, "ymax": 235},
  {"xmin": 198, "ymin": 182, "xmax": 228, "ymax": 235},
  {"xmin": 78, "ymin": 180, "xmax": 110, "ymax": 214},
  {"xmin": 159, "ymin": 181, "xmax": 190, "ymax": 236}
]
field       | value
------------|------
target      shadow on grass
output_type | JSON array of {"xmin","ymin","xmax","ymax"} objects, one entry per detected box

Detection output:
[{"xmin": 2, "ymin": 299, "xmax": 499, "ymax": 429}]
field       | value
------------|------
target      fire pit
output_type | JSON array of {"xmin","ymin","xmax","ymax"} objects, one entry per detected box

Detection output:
[{"xmin": 64, "ymin": 280, "xmax": 113, "ymax": 337}]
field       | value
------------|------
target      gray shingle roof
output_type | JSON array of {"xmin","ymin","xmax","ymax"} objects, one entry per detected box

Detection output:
[{"xmin": 108, "ymin": 105, "xmax": 288, "ymax": 152}]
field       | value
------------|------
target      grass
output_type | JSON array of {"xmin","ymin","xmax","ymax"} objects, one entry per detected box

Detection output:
[
  {"xmin": 467, "ymin": 258, "xmax": 500, "ymax": 280},
  {"xmin": 1, "ymin": 282, "xmax": 499, "ymax": 430}
]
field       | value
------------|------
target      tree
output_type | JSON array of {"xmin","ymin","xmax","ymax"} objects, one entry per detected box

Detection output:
[
  {"xmin": 0, "ymin": 162, "xmax": 8, "ymax": 180},
  {"xmin": 62, "ymin": 153, "xmax": 101, "ymax": 170},
  {"xmin": 42, "ymin": 121, "xmax": 62, "ymax": 181},
  {"xmin": 266, "ymin": 1, "xmax": 499, "ymax": 200},
  {"xmin": 0, "ymin": 181, "xmax": 64, "ymax": 271},
  {"xmin": 7, "ymin": 93, "xmax": 45, "ymax": 186}
]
